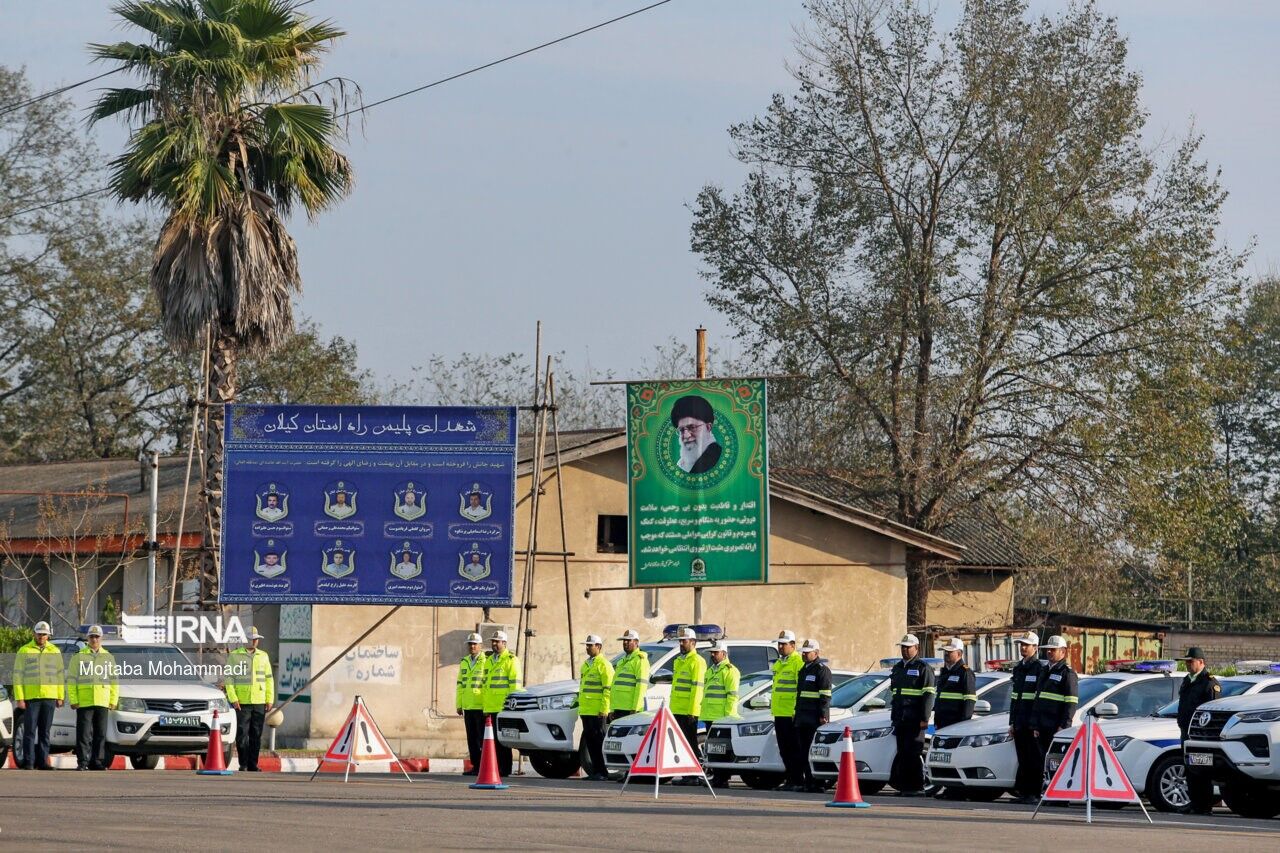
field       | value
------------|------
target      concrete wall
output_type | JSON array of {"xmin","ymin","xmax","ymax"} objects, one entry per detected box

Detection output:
[
  {"xmin": 1165, "ymin": 630, "xmax": 1280, "ymax": 668},
  {"xmin": 926, "ymin": 570, "xmax": 1015, "ymax": 629},
  {"xmin": 303, "ymin": 448, "xmax": 912, "ymax": 756}
]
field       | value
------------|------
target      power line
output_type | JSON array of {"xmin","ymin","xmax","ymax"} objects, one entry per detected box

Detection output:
[
  {"xmin": 0, "ymin": 0, "xmax": 675, "ymax": 222},
  {"xmin": 0, "ymin": 68, "xmax": 121, "ymax": 119}
]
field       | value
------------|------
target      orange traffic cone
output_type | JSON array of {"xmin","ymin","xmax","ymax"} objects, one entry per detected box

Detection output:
[
  {"xmin": 196, "ymin": 709, "xmax": 235, "ymax": 776},
  {"xmin": 469, "ymin": 715, "xmax": 509, "ymax": 790},
  {"xmin": 826, "ymin": 726, "xmax": 869, "ymax": 808}
]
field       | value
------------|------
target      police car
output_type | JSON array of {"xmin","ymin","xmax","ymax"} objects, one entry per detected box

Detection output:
[
  {"xmin": 0, "ymin": 682, "xmax": 13, "ymax": 767},
  {"xmin": 1047, "ymin": 662, "xmax": 1280, "ymax": 812},
  {"xmin": 925, "ymin": 664, "xmax": 1185, "ymax": 800},
  {"xmin": 496, "ymin": 625, "xmax": 780, "ymax": 779},
  {"xmin": 12, "ymin": 636, "xmax": 236, "ymax": 769},
  {"xmin": 809, "ymin": 662, "xmax": 1009, "ymax": 797},
  {"xmin": 1184, "ymin": 662, "xmax": 1280, "ymax": 819},
  {"xmin": 683, "ymin": 667, "xmax": 874, "ymax": 788}
]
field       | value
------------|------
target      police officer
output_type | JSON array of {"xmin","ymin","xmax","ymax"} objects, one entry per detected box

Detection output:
[
  {"xmin": 888, "ymin": 633, "xmax": 935, "ymax": 796},
  {"xmin": 1177, "ymin": 646, "xmax": 1221, "ymax": 814},
  {"xmin": 481, "ymin": 630, "xmax": 522, "ymax": 777},
  {"xmin": 610, "ymin": 629, "xmax": 650, "ymax": 722},
  {"xmin": 668, "ymin": 627, "xmax": 706, "ymax": 785},
  {"xmin": 1031, "ymin": 635, "xmax": 1078, "ymax": 774},
  {"xmin": 455, "ymin": 632, "xmax": 487, "ymax": 776},
  {"xmin": 700, "ymin": 640, "xmax": 740, "ymax": 788},
  {"xmin": 771, "ymin": 629, "xmax": 804, "ymax": 789},
  {"xmin": 1007, "ymin": 631, "xmax": 1044, "ymax": 804},
  {"xmin": 578, "ymin": 634, "xmax": 614, "ymax": 781},
  {"xmin": 226, "ymin": 626, "xmax": 274, "ymax": 771},
  {"xmin": 931, "ymin": 637, "xmax": 975, "ymax": 798},
  {"xmin": 68, "ymin": 625, "xmax": 117, "ymax": 771},
  {"xmin": 13, "ymin": 621, "xmax": 64, "ymax": 770},
  {"xmin": 792, "ymin": 638, "xmax": 832, "ymax": 793}
]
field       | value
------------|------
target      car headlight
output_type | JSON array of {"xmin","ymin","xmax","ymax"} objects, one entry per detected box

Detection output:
[
  {"xmin": 1105, "ymin": 736, "xmax": 1132, "ymax": 751},
  {"xmin": 116, "ymin": 697, "xmax": 147, "ymax": 713},
  {"xmin": 962, "ymin": 732, "xmax": 1014, "ymax": 748},
  {"xmin": 854, "ymin": 726, "xmax": 894, "ymax": 741},
  {"xmin": 537, "ymin": 693, "xmax": 578, "ymax": 711},
  {"xmin": 737, "ymin": 721, "xmax": 774, "ymax": 736},
  {"xmin": 211, "ymin": 698, "xmax": 231, "ymax": 712},
  {"xmin": 1234, "ymin": 708, "xmax": 1280, "ymax": 724}
]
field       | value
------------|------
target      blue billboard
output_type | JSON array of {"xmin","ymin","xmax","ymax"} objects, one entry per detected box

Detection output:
[{"xmin": 220, "ymin": 405, "xmax": 517, "ymax": 606}]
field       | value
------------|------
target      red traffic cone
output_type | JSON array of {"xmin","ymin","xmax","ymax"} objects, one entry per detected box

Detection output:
[
  {"xmin": 196, "ymin": 709, "xmax": 235, "ymax": 776},
  {"xmin": 826, "ymin": 726, "xmax": 869, "ymax": 808},
  {"xmin": 470, "ymin": 715, "xmax": 509, "ymax": 790}
]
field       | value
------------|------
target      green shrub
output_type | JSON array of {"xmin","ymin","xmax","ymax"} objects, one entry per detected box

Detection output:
[{"xmin": 0, "ymin": 626, "xmax": 33, "ymax": 654}]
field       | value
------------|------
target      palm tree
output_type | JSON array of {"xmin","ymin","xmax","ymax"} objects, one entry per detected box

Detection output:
[{"xmin": 90, "ymin": 0, "xmax": 355, "ymax": 604}]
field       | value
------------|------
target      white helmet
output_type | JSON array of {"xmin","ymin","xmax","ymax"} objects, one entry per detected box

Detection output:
[{"xmin": 33, "ymin": 620, "xmax": 51, "ymax": 635}]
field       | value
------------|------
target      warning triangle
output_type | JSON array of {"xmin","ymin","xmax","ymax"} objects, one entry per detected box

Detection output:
[
  {"xmin": 321, "ymin": 697, "xmax": 397, "ymax": 764},
  {"xmin": 628, "ymin": 706, "xmax": 704, "ymax": 776},
  {"xmin": 1086, "ymin": 720, "xmax": 1139, "ymax": 801},
  {"xmin": 1043, "ymin": 723, "xmax": 1088, "ymax": 801}
]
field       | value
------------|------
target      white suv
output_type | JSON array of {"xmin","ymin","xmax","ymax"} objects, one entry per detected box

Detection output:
[
  {"xmin": 1185, "ymin": 676, "xmax": 1280, "ymax": 820},
  {"xmin": 13, "ymin": 639, "xmax": 236, "ymax": 769},
  {"xmin": 496, "ymin": 636, "xmax": 779, "ymax": 779}
]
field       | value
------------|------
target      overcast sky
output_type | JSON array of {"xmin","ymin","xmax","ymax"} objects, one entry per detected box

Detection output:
[{"xmin": 3, "ymin": 1, "xmax": 1277, "ymax": 386}]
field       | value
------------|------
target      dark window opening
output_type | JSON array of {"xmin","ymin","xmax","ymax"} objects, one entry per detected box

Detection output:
[{"xmin": 597, "ymin": 515, "xmax": 627, "ymax": 554}]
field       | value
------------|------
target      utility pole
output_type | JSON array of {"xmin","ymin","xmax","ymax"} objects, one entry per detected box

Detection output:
[
  {"xmin": 693, "ymin": 326, "xmax": 707, "ymax": 626},
  {"xmin": 148, "ymin": 450, "xmax": 159, "ymax": 615}
]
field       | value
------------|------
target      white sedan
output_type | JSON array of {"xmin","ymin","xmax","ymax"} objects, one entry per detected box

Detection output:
[
  {"xmin": 0, "ymin": 683, "xmax": 13, "ymax": 767},
  {"xmin": 1049, "ymin": 673, "xmax": 1280, "ymax": 812},
  {"xmin": 926, "ymin": 670, "xmax": 1185, "ymax": 801},
  {"xmin": 703, "ymin": 670, "xmax": 892, "ymax": 789},
  {"xmin": 809, "ymin": 672, "xmax": 1011, "ymax": 797}
]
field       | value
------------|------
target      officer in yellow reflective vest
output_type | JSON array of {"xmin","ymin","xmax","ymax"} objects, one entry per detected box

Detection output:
[
  {"xmin": 456, "ymin": 632, "xmax": 488, "ymax": 775},
  {"xmin": 13, "ymin": 620, "xmax": 64, "ymax": 770},
  {"xmin": 225, "ymin": 626, "xmax": 274, "ymax": 771},
  {"xmin": 610, "ymin": 629, "xmax": 649, "ymax": 721},
  {"xmin": 68, "ymin": 625, "xmax": 118, "ymax": 770},
  {"xmin": 481, "ymin": 630, "xmax": 522, "ymax": 776},
  {"xmin": 578, "ymin": 634, "xmax": 614, "ymax": 781},
  {"xmin": 669, "ymin": 627, "xmax": 707, "ymax": 785},
  {"xmin": 700, "ymin": 640, "xmax": 740, "ymax": 787},
  {"xmin": 771, "ymin": 629, "xmax": 805, "ymax": 789}
]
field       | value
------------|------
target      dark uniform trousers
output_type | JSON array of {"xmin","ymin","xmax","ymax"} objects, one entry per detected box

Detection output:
[
  {"xmin": 1012, "ymin": 727, "xmax": 1043, "ymax": 798},
  {"xmin": 581, "ymin": 715, "xmax": 607, "ymax": 775},
  {"xmin": 20, "ymin": 699, "xmax": 57, "ymax": 769},
  {"xmin": 890, "ymin": 725, "xmax": 927, "ymax": 792},
  {"xmin": 674, "ymin": 714, "xmax": 701, "ymax": 760},
  {"xmin": 774, "ymin": 717, "xmax": 801, "ymax": 785},
  {"xmin": 76, "ymin": 706, "xmax": 110, "ymax": 769},
  {"xmin": 463, "ymin": 709, "xmax": 486, "ymax": 770},
  {"xmin": 236, "ymin": 704, "xmax": 266, "ymax": 770}
]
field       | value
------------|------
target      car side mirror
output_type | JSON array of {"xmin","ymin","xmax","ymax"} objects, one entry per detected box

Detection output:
[
  {"xmin": 650, "ymin": 672, "xmax": 672, "ymax": 685},
  {"xmin": 747, "ymin": 694, "xmax": 770, "ymax": 710},
  {"xmin": 861, "ymin": 697, "xmax": 886, "ymax": 711},
  {"xmin": 1092, "ymin": 702, "xmax": 1119, "ymax": 718},
  {"xmin": 973, "ymin": 700, "xmax": 991, "ymax": 714}
]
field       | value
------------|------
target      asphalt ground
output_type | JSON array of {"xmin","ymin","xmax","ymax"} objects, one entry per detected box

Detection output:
[{"xmin": 0, "ymin": 771, "xmax": 1276, "ymax": 851}]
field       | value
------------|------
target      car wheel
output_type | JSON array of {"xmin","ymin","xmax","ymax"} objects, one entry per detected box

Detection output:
[
  {"xmin": 130, "ymin": 754, "xmax": 161, "ymax": 770},
  {"xmin": 741, "ymin": 771, "xmax": 786, "ymax": 790},
  {"xmin": 224, "ymin": 746, "xmax": 234, "ymax": 768},
  {"xmin": 1146, "ymin": 752, "xmax": 1189, "ymax": 813},
  {"xmin": 12, "ymin": 717, "xmax": 25, "ymax": 766},
  {"xmin": 526, "ymin": 749, "xmax": 582, "ymax": 779},
  {"xmin": 859, "ymin": 781, "xmax": 886, "ymax": 796},
  {"xmin": 0, "ymin": 743, "xmax": 9, "ymax": 768},
  {"xmin": 1221, "ymin": 782, "xmax": 1280, "ymax": 820},
  {"xmin": 962, "ymin": 788, "xmax": 1005, "ymax": 802}
]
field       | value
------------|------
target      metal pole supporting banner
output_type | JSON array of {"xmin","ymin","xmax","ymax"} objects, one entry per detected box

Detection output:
[{"xmin": 148, "ymin": 451, "xmax": 159, "ymax": 615}]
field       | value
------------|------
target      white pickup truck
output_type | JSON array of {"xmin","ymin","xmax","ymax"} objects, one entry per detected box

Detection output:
[{"xmin": 496, "ymin": 633, "xmax": 780, "ymax": 778}]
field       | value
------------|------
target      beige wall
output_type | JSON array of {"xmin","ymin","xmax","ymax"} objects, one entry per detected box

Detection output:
[
  {"xmin": 925, "ymin": 570, "xmax": 1014, "ymax": 630},
  {"xmin": 305, "ymin": 448, "xmax": 915, "ymax": 755}
]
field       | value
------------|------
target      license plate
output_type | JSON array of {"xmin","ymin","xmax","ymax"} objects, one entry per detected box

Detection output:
[
  {"xmin": 159, "ymin": 715, "xmax": 200, "ymax": 727},
  {"xmin": 706, "ymin": 742, "xmax": 727, "ymax": 755},
  {"xmin": 928, "ymin": 750, "xmax": 951, "ymax": 765},
  {"xmin": 810, "ymin": 746, "xmax": 829, "ymax": 758},
  {"xmin": 1047, "ymin": 757, "xmax": 1061, "ymax": 771},
  {"xmin": 604, "ymin": 740, "xmax": 622, "ymax": 752},
  {"xmin": 1187, "ymin": 752, "xmax": 1213, "ymax": 766},
  {"xmin": 499, "ymin": 728, "xmax": 519, "ymax": 740}
]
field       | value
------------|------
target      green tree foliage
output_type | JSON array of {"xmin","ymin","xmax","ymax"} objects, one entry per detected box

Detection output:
[{"xmin": 690, "ymin": 0, "xmax": 1244, "ymax": 624}]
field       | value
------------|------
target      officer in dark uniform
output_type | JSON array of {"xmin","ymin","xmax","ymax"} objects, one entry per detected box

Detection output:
[
  {"xmin": 1008, "ymin": 631, "xmax": 1044, "ymax": 804},
  {"xmin": 888, "ymin": 634, "xmax": 935, "ymax": 796},
  {"xmin": 1177, "ymin": 646, "xmax": 1221, "ymax": 814},
  {"xmin": 792, "ymin": 638, "xmax": 832, "ymax": 793},
  {"xmin": 1031, "ymin": 635, "xmax": 1078, "ymax": 770},
  {"xmin": 931, "ymin": 637, "xmax": 976, "ymax": 798}
]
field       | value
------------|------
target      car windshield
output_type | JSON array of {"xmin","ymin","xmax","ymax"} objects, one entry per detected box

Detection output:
[
  {"xmin": 610, "ymin": 643, "xmax": 671, "ymax": 669},
  {"xmin": 1154, "ymin": 679, "xmax": 1253, "ymax": 717},
  {"xmin": 831, "ymin": 674, "xmax": 886, "ymax": 708},
  {"xmin": 1078, "ymin": 676, "xmax": 1123, "ymax": 707}
]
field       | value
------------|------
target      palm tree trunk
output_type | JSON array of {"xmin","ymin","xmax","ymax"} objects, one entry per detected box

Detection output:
[{"xmin": 199, "ymin": 328, "xmax": 237, "ymax": 607}]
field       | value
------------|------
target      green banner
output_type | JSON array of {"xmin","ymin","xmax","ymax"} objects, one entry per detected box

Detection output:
[{"xmin": 627, "ymin": 379, "xmax": 768, "ymax": 587}]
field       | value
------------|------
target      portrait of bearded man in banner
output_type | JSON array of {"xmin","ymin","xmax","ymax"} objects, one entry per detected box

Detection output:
[{"xmin": 671, "ymin": 395, "xmax": 722, "ymax": 474}]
